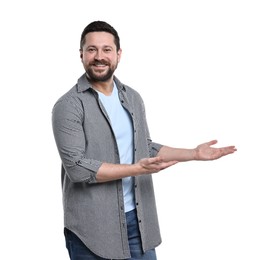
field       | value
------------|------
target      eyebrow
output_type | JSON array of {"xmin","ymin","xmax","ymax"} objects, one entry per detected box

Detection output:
[{"xmin": 85, "ymin": 45, "xmax": 114, "ymax": 50}]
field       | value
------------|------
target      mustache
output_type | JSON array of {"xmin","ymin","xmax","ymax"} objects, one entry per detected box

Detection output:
[{"xmin": 90, "ymin": 59, "xmax": 109, "ymax": 66}]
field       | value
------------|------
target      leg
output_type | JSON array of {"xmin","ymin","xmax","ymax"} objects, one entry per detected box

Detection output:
[{"xmin": 126, "ymin": 209, "xmax": 157, "ymax": 260}]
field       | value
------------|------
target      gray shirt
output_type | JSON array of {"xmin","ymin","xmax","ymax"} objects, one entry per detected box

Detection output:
[{"xmin": 52, "ymin": 73, "xmax": 163, "ymax": 259}]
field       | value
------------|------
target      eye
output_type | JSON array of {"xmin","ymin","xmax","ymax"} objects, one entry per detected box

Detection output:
[
  {"xmin": 104, "ymin": 48, "xmax": 112, "ymax": 53},
  {"xmin": 87, "ymin": 47, "xmax": 96, "ymax": 53}
]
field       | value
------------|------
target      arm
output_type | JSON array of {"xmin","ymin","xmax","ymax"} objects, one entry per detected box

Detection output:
[
  {"xmin": 52, "ymin": 98, "xmax": 103, "ymax": 183},
  {"xmin": 157, "ymin": 140, "xmax": 237, "ymax": 162},
  {"xmin": 52, "ymin": 97, "xmax": 177, "ymax": 183},
  {"xmin": 97, "ymin": 140, "xmax": 237, "ymax": 182},
  {"xmin": 96, "ymin": 157, "xmax": 178, "ymax": 182},
  {"xmin": 53, "ymin": 99, "xmax": 236, "ymax": 183}
]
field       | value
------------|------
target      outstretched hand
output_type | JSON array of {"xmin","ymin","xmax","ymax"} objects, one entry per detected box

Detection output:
[
  {"xmin": 136, "ymin": 140, "xmax": 236, "ymax": 176},
  {"xmin": 194, "ymin": 140, "xmax": 237, "ymax": 160}
]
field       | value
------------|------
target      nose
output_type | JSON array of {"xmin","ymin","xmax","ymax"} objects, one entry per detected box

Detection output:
[{"xmin": 95, "ymin": 50, "xmax": 104, "ymax": 60}]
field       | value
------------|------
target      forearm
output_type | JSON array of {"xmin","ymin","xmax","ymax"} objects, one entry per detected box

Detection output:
[
  {"xmin": 157, "ymin": 145, "xmax": 197, "ymax": 162},
  {"xmin": 157, "ymin": 140, "xmax": 237, "ymax": 162},
  {"xmin": 96, "ymin": 156, "xmax": 179, "ymax": 182},
  {"xmin": 96, "ymin": 162, "xmax": 141, "ymax": 182}
]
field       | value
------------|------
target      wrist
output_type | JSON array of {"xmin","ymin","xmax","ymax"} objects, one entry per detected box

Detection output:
[
  {"xmin": 192, "ymin": 148, "xmax": 198, "ymax": 160},
  {"xmin": 132, "ymin": 162, "xmax": 143, "ymax": 176}
]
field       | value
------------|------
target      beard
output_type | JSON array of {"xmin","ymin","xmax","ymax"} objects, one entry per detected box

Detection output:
[{"xmin": 85, "ymin": 60, "xmax": 118, "ymax": 82}]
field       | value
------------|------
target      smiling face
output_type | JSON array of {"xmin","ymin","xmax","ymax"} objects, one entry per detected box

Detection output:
[{"xmin": 80, "ymin": 32, "xmax": 122, "ymax": 82}]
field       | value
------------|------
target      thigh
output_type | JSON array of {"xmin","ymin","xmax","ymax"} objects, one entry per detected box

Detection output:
[
  {"xmin": 64, "ymin": 228, "xmax": 105, "ymax": 260},
  {"xmin": 129, "ymin": 239, "xmax": 157, "ymax": 260},
  {"xmin": 126, "ymin": 210, "xmax": 157, "ymax": 260}
]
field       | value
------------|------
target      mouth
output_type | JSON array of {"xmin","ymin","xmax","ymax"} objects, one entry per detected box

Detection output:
[
  {"xmin": 94, "ymin": 64, "xmax": 106, "ymax": 68},
  {"xmin": 92, "ymin": 61, "xmax": 109, "ymax": 67},
  {"xmin": 92, "ymin": 64, "xmax": 107, "ymax": 73}
]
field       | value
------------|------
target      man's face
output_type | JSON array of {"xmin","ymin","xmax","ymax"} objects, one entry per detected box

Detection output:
[{"xmin": 80, "ymin": 32, "xmax": 121, "ymax": 82}]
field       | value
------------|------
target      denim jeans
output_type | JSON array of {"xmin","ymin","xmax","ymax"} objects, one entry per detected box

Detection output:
[{"xmin": 64, "ymin": 209, "xmax": 157, "ymax": 260}]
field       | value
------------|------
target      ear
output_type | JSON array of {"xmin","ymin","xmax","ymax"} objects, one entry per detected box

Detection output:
[
  {"xmin": 117, "ymin": 49, "xmax": 122, "ymax": 62},
  {"xmin": 79, "ymin": 49, "xmax": 83, "ymax": 59}
]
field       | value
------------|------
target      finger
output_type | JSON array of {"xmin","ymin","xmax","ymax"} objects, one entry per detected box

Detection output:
[
  {"xmin": 165, "ymin": 160, "xmax": 179, "ymax": 167},
  {"xmin": 206, "ymin": 140, "xmax": 218, "ymax": 146},
  {"xmin": 148, "ymin": 156, "xmax": 163, "ymax": 164},
  {"xmin": 161, "ymin": 160, "xmax": 179, "ymax": 169},
  {"xmin": 220, "ymin": 146, "xmax": 237, "ymax": 156},
  {"xmin": 221, "ymin": 146, "xmax": 237, "ymax": 151}
]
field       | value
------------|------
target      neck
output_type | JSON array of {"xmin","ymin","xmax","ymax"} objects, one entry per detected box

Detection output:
[{"xmin": 87, "ymin": 75, "xmax": 114, "ymax": 96}]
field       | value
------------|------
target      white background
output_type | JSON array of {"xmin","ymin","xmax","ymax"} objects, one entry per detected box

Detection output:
[{"xmin": 0, "ymin": 0, "xmax": 266, "ymax": 259}]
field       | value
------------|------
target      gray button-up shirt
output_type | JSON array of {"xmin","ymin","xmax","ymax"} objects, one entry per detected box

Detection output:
[{"xmin": 52, "ymin": 73, "xmax": 163, "ymax": 259}]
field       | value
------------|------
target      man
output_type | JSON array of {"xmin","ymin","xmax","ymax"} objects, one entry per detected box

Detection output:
[{"xmin": 52, "ymin": 21, "xmax": 236, "ymax": 260}]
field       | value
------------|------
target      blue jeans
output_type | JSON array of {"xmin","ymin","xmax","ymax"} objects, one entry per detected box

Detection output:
[{"xmin": 64, "ymin": 209, "xmax": 157, "ymax": 260}]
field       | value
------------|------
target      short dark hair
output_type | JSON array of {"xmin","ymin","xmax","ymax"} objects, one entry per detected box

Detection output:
[{"xmin": 80, "ymin": 21, "xmax": 120, "ymax": 51}]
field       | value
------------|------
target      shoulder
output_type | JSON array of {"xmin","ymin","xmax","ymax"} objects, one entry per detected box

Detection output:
[
  {"xmin": 114, "ymin": 76, "xmax": 143, "ymax": 101},
  {"xmin": 52, "ymin": 83, "xmax": 85, "ymax": 119},
  {"xmin": 53, "ymin": 85, "xmax": 79, "ymax": 106},
  {"xmin": 53, "ymin": 73, "xmax": 92, "ymax": 110}
]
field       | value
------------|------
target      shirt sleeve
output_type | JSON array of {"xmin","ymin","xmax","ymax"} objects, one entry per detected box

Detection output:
[
  {"xmin": 149, "ymin": 141, "xmax": 163, "ymax": 157},
  {"xmin": 52, "ymin": 97, "xmax": 102, "ymax": 183}
]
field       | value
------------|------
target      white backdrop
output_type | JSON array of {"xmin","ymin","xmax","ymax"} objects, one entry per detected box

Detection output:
[{"xmin": 0, "ymin": 0, "xmax": 266, "ymax": 259}]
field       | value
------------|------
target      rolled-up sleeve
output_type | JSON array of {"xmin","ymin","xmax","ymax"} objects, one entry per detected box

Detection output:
[
  {"xmin": 52, "ymin": 97, "xmax": 102, "ymax": 183},
  {"xmin": 149, "ymin": 141, "xmax": 163, "ymax": 157}
]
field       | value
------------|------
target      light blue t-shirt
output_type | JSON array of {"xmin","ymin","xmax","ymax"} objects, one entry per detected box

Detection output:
[{"xmin": 97, "ymin": 84, "xmax": 135, "ymax": 212}]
